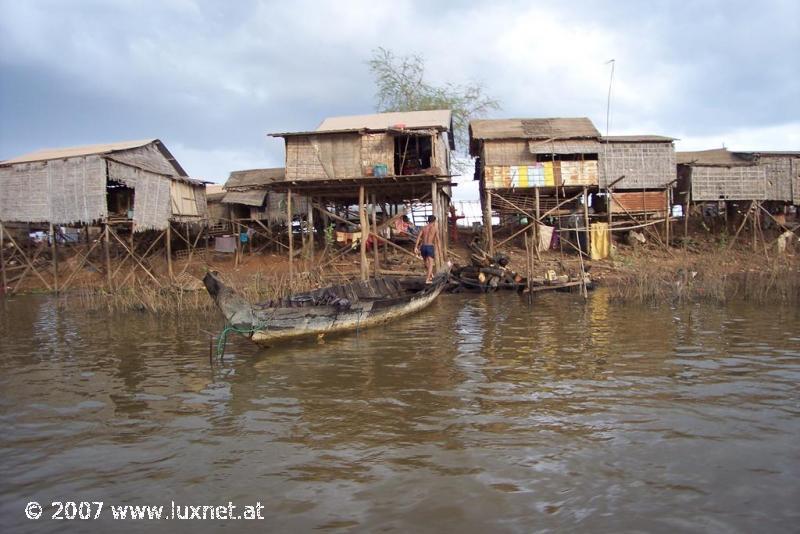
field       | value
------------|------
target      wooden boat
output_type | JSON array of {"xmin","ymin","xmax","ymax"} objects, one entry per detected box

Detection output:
[{"xmin": 203, "ymin": 271, "xmax": 449, "ymax": 345}]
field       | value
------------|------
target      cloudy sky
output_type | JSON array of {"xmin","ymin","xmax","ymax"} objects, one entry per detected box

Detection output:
[{"xmin": 1, "ymin": 0, "xmax": 798, "ymax": 199}]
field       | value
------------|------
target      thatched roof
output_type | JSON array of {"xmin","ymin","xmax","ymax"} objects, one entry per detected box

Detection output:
[
  {"xmin": 1, "ymin": 138, "xmax": 188, "ymax": 177},
  {"xmin": 225, "ymin": 168, "xmax": 285, "ymax": 189},
  {"xmin": 470, "ymin": 118, "xmax": 600, "ymax": 141},
  {"xmin": 676, "ymin": 148, "xmax": 755, "ymax": 166}
]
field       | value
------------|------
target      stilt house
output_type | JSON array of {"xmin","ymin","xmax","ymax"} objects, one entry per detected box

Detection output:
[{"xmin": 0, "ymin": 139, "xmax": 207, "ymax": 232}]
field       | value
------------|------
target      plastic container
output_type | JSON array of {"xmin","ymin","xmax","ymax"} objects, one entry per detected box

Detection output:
[{"xmin": 373, "ymin": 163, "xmax": 389, "ymax": 177}]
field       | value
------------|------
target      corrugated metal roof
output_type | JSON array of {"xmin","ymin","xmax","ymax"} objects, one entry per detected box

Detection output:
[
  {"xmin": 316, "ymin": 109, "xmax": 452, "ymax": 132},
  {"xmin": 221, "ymin": 190, "xmax": 268, "ymax": 207},
  {"xmin": 2, "ymin": 139, "xmax": 156, "ymax": 165},
  {"xmin": 602, "ymin": 135, "xmax": 675, "ymax": 143},
  {"xmin": 676, "ymin": 148, "xmax": 755, "ymax": 166},
  {"xmin": 470, "ymin": 118, "xmax": 600, "ymax": 140},
  {"xmin": 225, "ymin": 168, "xmax": 285, "ymax": 189}
]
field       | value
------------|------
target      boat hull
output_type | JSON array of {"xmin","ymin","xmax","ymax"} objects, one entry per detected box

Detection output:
[{"xmin": 203, "ymin": 272, "xmax": 448, "ymax": 346}]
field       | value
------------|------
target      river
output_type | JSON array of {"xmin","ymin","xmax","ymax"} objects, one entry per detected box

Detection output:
[{"xmin": 1, "ymin": 291, "xmax": 798, "ymax": 533}]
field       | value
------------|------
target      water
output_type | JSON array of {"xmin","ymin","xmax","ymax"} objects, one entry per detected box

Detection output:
[{"xmin": 1, "ymin": 292, "xmax": 798, "ymax": 533}]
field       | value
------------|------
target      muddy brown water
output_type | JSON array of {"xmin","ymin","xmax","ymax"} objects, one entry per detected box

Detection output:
[{"xmin": 0, "ymin": 291, "xmax": 798, "ymax": 533}]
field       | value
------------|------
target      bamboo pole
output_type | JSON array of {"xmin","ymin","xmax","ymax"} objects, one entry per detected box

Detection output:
[
  {"xmin": 371, "ymin": 193, "xmax": 379, "ymax": 274},
  {"xmin": 0, "ymin": 222, "xmax": 6, "ymax": 295},
  {"xmin": 486, "ymin": 190, "xmax": 494, "ymax": 256},
  {"xmin": 308, "ymin": 196, "xmax": 315, "ymax": 264},
  {"xmin": 431, "ymin": 181, "xmax": 441, "ymax": 271},
  {"xmin": 664, "ymin": 187, "xmax": 671, "ymax": 247},
  {"xmin": 582, "ymin": 187, "xmax": 590, "ymax": 259},
  {"xmin": 104, "ymin": 224, "xmax": 112, "ymax": 289},
  {"xmin": 165, "ymin": 222, "xmax": 173, "ymax": 281},
  {"xmin": 287, "ymin": 188, "xmax": 294, "ymax": 281},
  {"xmin": 359, "ymin": 185, "xmax": 369, "ymax": 281},
  {"xmin": 752, "ymin": 201, "xmax": 758, "ymax": 252},
  {"xmin": 533, "ymin": 188, "xmax": 541, "ymax": 261},
  {"xmin": 49, "ymin": 223, "xmax": 58, "ymax": 293},
  {"xmin": 108, "ymin": 227, "xmax": 162, "ymax": 287}
]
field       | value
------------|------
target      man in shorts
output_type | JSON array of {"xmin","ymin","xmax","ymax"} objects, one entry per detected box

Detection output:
[{"xmin": 414, "ymin": 215, "xmax": 440, "ymax": 284}]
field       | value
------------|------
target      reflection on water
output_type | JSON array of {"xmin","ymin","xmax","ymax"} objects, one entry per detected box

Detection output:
[{"xmin": 1, "ymin": 292, "xmax": 799, "ymax": 532}]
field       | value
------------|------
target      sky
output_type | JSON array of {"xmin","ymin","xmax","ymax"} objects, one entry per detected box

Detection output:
[{"xmin": 1, "ymin": 0, "xmax": 798, "ymax": 200}]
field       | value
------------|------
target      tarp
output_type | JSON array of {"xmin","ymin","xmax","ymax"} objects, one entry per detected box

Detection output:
[{"xmin": 590, "ymin": 222, "xmax": 610, "ymax": 260}]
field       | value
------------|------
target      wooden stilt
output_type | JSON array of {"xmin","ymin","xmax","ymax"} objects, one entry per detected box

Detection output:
[
  {"xmin": 431, "ymin": 182, "xmax": 440, "ymax": 271},
  {"xmin": 104, "ymin": 224, "xmax": 112, "ymax": 289},
  {"xmin": 582, "ymin": 187, "xmax": 590, "ymax": 258},
  {"xmin": 752, "ymin": 201, "xmax": 758, "ymax": 252},
  {"xmin": 684, "ymin": 190, "xmax": 690, "ymax": 239},
  {"xmin": 308, "ymin": 196, "xmax": 315, "ymax": 264},
  {"xmin": 480, "ymin": 178, "xmax": 494, "ymax": 255},
  {"xmin": 165, "ymin": 222, "xmax": 173, "ymax": 280},
  {"xmin": 359, "ymin": 186, "xmax": 368, "ymax": 281},
  {"xmin": 534, "ymin": 187, "xmax": 542, "ymax": 260},
  {"xmin": 49, "ymin": 223, "xmax": 58, "ymax": 293},
  {"xmin": 287, "ymin": 188, "xmax": 294, "ymax": 282},
  {"xmin": 0, "ymin": 222, "xmax": 7, "ymax": 295},
  {"xmin": 665, "ymin": 187, "xmax": 671, "ymax": 247},
  {"xmin": 371, "ymin": 193, "xmax": 379, "ymax": 274}
]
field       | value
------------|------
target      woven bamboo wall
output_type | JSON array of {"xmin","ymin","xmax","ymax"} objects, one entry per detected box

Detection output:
[
  {"xmin": 432, "ymin": 132, "xmax": 449, "ymax": 174},
  {"xmin": 690, "ymin": 166, "xmax": 767, "ymax": 201},
  {"xmin": 759, "ymin": 155, "xmax": 794, "ymax": 201},
  {"xmin": 483, "ymin": 140, "xmax": 538, "ymax": 166},
  {"xmin": 793, "ymin": 159, "xmax": 800, "ymax": 205},
  {"xmin": 360, "ymin": 133, "xmax": 394, "ymax": 173},
  {"xmin": 284, "ymin": 134, "xmax": 361, "ymax": 180},
  {"xmin": 0, "ymin": 155, "xmax": 107, "ymax": 224},
  {"xmin": 599, "ymin": 142, "xmax": 675, "ymax": 189},
  {"xmin": 265, "ymin": 192, "xmax": 309, "ymax": 223},
  {"xmin": 108, "ymin": 160, "xmax": 173, "ymax": 231}
]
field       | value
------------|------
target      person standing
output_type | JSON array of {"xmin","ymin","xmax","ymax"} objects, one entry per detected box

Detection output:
[{"xmin": 414, "ymin": 215, "xmax": 440, "ymax": 284}]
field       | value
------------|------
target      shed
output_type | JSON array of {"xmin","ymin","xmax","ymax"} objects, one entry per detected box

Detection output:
[
  {"xmin": 222, "ymin": 168, "xmax": 308, "ymax": 222},
  {"xmin": 271, "ymin": 109, "xmax": 454, "ymax": 182},
  {"xmin": 677, "ymin": 148, "xmax": 767, "ymax": 201},
  {"xmin": 733, "ymin": 151, "xmax": 800, "ymax": 204},
  {"xmin": 599, "ymin": 135, "xmax": 676, "ymax": 189},
  {"xmin": 470, "ymin": 118, "xmax": 602, "ymax": 189},
  {"xmin": 0, "ymin": 139, "xmax": 207, "ymax": 232}
]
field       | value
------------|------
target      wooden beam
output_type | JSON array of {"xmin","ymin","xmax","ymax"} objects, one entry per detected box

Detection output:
[
  {"xmin": 583, "ymin": 187, "xmax": 590, "ymax": 258},
  {"xmin": 165, "ymin": 223, "xmax": 173, "ymax": 280},
  {"xmin": 371, "ymin": 193, "xmax": 379, "ymax": 274},
  {"xmin": 49, "ymin": 223, "xmax": 58, "ymax": 293},
  {"xmin": 287, "ymin": 188, "xmax": 294, "ymax": 281},
  {"xmin": 108, "ymin": 226, "xmax": 163, "ymax": 287},
  {"xmin": 60, "ymin": 237, "xmax": 103, "ymax": 291},
  {"xmin": 104, "ymin": 224, "xmax": 112, "ymax": 289},
  {"xmin": 308, "ymin": 195, "xmax": 315, "ymax": 264},
  {"xmin": 3, "ymin": 228, "xmax": 53, "ymax": 291},
  {"xmin": 0, "ymin": 222, "xmax": 7, "ymax": 296},
  {"xmin": 119, "ymin": 231, "xmax": 165, "ymax": 288},
  {"xmin": 359, "ymin": 185, "xmax": 369, "ymax": 281}
]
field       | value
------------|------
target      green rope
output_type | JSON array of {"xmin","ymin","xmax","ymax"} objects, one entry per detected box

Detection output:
[{"xmin": 216, "ymin": 323, "xmax": 261, "ymax": 358}]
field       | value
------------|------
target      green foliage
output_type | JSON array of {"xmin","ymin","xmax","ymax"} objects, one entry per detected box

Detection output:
[{"xmin": 367, "ymin": 47, "xmax": 500, "ymax": 156}]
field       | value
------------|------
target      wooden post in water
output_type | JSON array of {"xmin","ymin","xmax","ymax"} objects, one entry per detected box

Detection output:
[
  {"xmin": 103, "ymin": 224, "xmax": 112, "ymax": 289},
  {"xmin": 371, "ymin": 193, "xmax": 379, "ymax": 274},
  {"xmin": 165, "ymin": 222, "xmax": 173, "ymax": 281},
  {"xmin": 359, "ymin": 186, "xmax": 369, "ymax": 281},
  {"xmin": 582, "ymin": 187, "xmax": 590, "ymax": 258},
  {"xmin": 0, "ymin": 222, "xmax": 7, "ymax": 296},
  {"xmin": 534, "ymin": 187, "xmax": 541, "ymax": 260},
  {"xmin": 49, "ymin": 223, "xmax": 58, "ymax": 293},
  {"xmin": 287, "ymin": 188, "xmax": 294, "ymax": 282},
  {"xmin": 752, "ymin": 201, "xmax": 758, "ymax": 252}
]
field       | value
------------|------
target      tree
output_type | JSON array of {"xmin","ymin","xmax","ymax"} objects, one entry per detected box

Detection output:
[{"xmin": 367, "ymin": 47, "xmax": 500, "ymax": 158}]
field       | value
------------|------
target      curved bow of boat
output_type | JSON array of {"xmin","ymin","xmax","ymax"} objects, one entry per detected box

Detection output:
[{"xmin": 203, "ymin": 271, "xmax": 257, "ymax": 331}]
